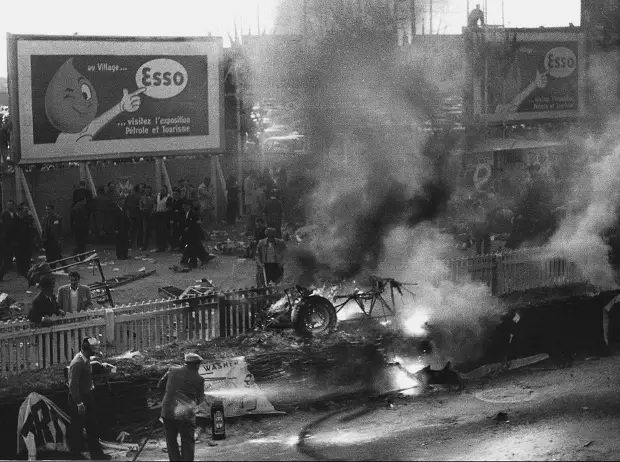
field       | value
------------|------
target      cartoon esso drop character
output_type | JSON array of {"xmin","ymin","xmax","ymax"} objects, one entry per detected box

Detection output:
[
  {"xmin": 136, "ymin": 59, "xmax": 189, "ymax": 99},
  {"xmin": 44, "ymin": 58, "xmax": 145, "ymax": 144},
  {"xmin": 544, "ymin": 47, "xmax": 577, "ymax": 79}
]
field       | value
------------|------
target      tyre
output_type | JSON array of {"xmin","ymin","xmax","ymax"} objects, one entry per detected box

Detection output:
[{"xmin": 293, "ymin": 296, "xmax": 337, "ymax": 336}]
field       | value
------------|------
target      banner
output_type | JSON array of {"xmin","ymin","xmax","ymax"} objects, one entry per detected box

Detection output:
[
  {"xmin": 8, "ymin": 35, "xmax": 223, "ymax": 163},
  {"xmin": 17, "ymin": 392, "xmax": 70, "ymax": 460},
  {"xmin": 470, "ymin": 29, "xmax": 585, "ymax": 124},
  {"xmin": 197, "ymin": 356, "xmax": 282, "ymax": 418}
]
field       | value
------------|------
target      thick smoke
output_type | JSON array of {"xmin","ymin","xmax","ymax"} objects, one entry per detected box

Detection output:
[
  {"xmin": 546, "ymin": 126, "xmax": 620, "ymax": 289},
  {"xmin": 378, "ymin": 225, "xmax": 505, "ymax": 365},
  {"xmin": 272, "ymin": 2, "xmax": 505, "ymax": 366},
  {"xmin": 284, "ymin": 7, "xmax": 456, "ymax": 277}
]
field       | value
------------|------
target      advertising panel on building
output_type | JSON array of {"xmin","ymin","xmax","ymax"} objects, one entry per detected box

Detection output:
[
  {"xmin": 7, "ymin": 35, "xmax": 224, "ymax": 164},
  {"xmin": 467, "ymin": 28, "xmax": 585, "ymax": 125}
]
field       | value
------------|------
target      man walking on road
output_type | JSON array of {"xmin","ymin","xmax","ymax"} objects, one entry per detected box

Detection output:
[
  {"xmin": 42, "ymin": 204, "xmax": 64, "ymax": 268},
  {"xmin": 158, "ymin": 352, "xmax": 205, "ymax": 462}
]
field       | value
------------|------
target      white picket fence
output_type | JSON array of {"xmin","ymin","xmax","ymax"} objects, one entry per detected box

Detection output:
[
  {"xmin": 444, "ymin": 246, "xmax": 592, "ymax": 295},
  {"xmin": 0, "ymin": 247, "xmax": 606, "ymax": 379},
  {"xmin": 0, "ymin": 286, "xmax": 282, "ymax": 379}
]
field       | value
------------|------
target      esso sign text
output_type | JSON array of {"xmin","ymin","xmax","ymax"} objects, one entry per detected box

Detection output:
[
  {"xmin": 544, "ymin": 47, "xmax": 577, "ymax": 79},
  {"xmin": 135, "ymin": 59, "xmax": 188, "ymax": 99}
]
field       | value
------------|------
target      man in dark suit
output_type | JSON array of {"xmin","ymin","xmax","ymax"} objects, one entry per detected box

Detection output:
[
  {"xmin": 67, "ymin": 337, "xmax": 111, "ymax": 460},
  {"xmin": 180, "ymin": 201, "xmax": 211, "ymax": 268},
  {"xmin": 263, "ymin": 189, "xmax": 283, "ymax": 239},
  {"xmin": 71, "ymin": 198, "xmax": 90, "ymax": 257},
  {"xmin": 1, "ymin": 199, "xmax": 18, "ymax": 270},
  {"xmin": 170, "ymin": 189, "xmax": 185, "ymax": 251},
  {"xmin": 15, "ymin": 203, "xmax": 35, "ymax": 277},
  {"xmin": 42, "ymin": 204, "xmax": 64, "ymax": 268},
  {"xmin": 158, "ymin": 353, "xmax": 205, "ymax": 462},
  {"xmin": 28, "ymin": 276, "xmax": 65, "ymax": 325},
  {"xmin": 72, "ymin": 180, "xmax": 93, "ymax": 208}
]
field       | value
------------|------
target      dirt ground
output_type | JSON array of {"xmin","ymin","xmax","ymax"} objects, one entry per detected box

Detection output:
[{"xmin": 2, "ymin": 221, "xmax": 292, "ymax": 314}]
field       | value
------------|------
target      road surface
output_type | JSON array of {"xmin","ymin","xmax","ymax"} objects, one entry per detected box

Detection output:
[{"xmin": 133, "ymin": 353, "xmax": 620, "ymax": 461}]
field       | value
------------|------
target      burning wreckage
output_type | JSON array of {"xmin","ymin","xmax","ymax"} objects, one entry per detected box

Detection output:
[{"xmin": 257, "ymin": 275, "xmax": 463, "ymax": 393}]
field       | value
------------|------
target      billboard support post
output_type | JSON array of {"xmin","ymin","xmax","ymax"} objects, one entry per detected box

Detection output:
[
  {"xmin": 14, "ymin": 166, "xmax": 23, "ymax": 204},
  {"xmin": 160, "ymin": 159, "xmax": 173, "ymax": 196},
  {"xmin": 210, "ymin": 156, "xmax": 218, "ymax": 219},
  {"xmin": 79, "ymin": 163, "xmax": 97, "ymax": 196},
  {"xmin": 16, "ymin": 166, "xmax": 42, "ymax": 238},
  {"xmin": 155, "ymin": 158, "xmax": 162, "ymax": 193}
]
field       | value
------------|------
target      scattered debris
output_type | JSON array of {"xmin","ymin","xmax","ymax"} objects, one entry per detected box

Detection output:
[
  {"xmin": 490, "ymin": 411, "xmax": 509, "ymax": 422},
  {"xmin": 170, "ymin": 265, "xmax": 191, "ymax": 273},
  {"xmin": 116, "ymin": 431, "xmax": 131, "ymax": 443},
  {"xmin": 89, "ymin": 269, "xmax": 157, "ymax": 302},
  {"xmin": 113, "ymin": 268, "xmax": 120, "ymax": 271},
  {"xmin": 582, "ymin": 406, "xmax": 590, "ymax": 411},
  {"xmin": 508, "ymin": 353, "xmax": 550, "ymax": 370},
  {"xmin": 584, "ymin": 441, "xmax": 594, "ymax": 448}
]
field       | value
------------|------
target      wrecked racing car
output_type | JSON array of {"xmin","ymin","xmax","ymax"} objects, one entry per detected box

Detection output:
[{"xmin": 256, "ymin": 285, "xmax": 338, "ymax": 337}]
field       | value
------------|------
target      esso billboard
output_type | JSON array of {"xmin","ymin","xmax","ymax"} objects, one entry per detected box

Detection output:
[{"xmin": 544, "ymin": 47, "xmax": 577, "ymax": 78}]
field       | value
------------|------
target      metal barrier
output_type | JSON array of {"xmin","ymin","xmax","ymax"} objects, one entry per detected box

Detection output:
[{"xmin": 0, "ymin": 287, "xmax": 283, "ymax": 378}]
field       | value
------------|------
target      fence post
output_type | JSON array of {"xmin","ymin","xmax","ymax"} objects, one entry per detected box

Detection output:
[
  {"xmin": 218, "ymin": 295, "xmax": 227, "ymax": 338},
  {"xmin": 104, "ymin": 309, "xmax": 115, "ymax": 345}
]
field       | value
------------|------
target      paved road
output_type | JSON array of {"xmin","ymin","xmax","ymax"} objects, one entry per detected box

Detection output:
[{"xmin": 134, "ymin": 353, "xmax": 620, "ymax": 461}]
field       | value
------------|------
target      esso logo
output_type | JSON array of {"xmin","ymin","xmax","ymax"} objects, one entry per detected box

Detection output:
[
  {"xmin": 136, "ymin": 59, "xmax": 188, "ymax": 99},
  {"xmin": 544, "ymin": 47, "xmax": 577, "ymax": 79}
]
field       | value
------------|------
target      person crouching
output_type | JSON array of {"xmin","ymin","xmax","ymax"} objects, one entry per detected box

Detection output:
[{"xmin": 158, "ymin": 353, "xmax": 205, "ymax": 462}]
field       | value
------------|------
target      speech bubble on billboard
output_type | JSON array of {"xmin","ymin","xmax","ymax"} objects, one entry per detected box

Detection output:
[
  {"xmin": 135, "ymin": 58, "xmax": 188, "ymax": 99},
  {"xmin": 544, "ymin": 47, "xmax": 577, "ymax": 79}
]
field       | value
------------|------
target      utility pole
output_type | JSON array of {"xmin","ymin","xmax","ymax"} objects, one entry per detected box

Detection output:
[
  {"xmin": 484, "ymin": 0, "xmax": 488, "ymax": 25},
  {"xmin": 502, "ymin": 0, "xmax": 505, "ymax": 27},
  {"xmin": 467, "ymin": 0, "xmax": 470, "ymax": 25},
  {"xmin": 410, "ymin": 0, "xmax": 416, "ymax": 38},
  {"xmin": 303, "ymin": 0, "xmax": 308, "ymax": 39},
  {"xmin": 257, "ymin": 2, "xmax": 261, "ymax": 36},
  {"xmin": 429, "ymin": 0, "xmax": 433, "ymax": 35}
]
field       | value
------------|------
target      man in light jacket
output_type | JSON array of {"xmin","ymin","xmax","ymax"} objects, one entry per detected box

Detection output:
[
  {"xmin": 57, "ymin": 271, "xmax": 93, "ymax": 313},
  {"xmin": 158, "ymin": 353, "xmax": 205, "ymax": 462},
  {"xmin": 255, "ymin": 227, "xmax": 286, "ymax": 286}
]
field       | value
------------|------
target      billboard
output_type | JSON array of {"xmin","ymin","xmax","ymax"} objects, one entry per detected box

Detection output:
[
  {"xmin": 7, "ymin": 35, "xmax": 224, "ymax": 163},
  {"xmin": 467, "ymin": 29, "xmax": 585, "ymax": 125}
]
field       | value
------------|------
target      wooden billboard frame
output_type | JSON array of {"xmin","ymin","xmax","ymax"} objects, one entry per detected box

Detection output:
[
  {"xmin": 7, "ymin": 34, "xmax": 225, "ymax": 165},
  {"xmin": 464, "ymin": 26, "xmax": 586, "ymax": 127}
]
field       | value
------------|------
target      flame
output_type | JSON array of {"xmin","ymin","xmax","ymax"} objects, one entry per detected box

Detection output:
[
  {"xmin": 403, "ymin": 309, "xmax": 429, "ymax": 337},
  {"xmin": 392, "ymin": 355, "xmax": 424, "ymax": 396}
]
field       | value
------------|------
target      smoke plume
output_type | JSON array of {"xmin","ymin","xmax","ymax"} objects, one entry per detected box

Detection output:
[
  {"xmin": 546, "ymin": 127, "xmax": 620, "ymax": 289},
  {"xmin": 283, "ymin": 8, "xmax": 457, "ymax": 278},
  {"xmin": 378, "ymin": 225, "xmax": 505, "ymax": 364}
]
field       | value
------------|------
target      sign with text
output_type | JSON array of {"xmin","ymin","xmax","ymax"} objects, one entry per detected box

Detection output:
[
  {"xmin": 470, "ymin": 29, "xmax": 585, "ymax": 124},
  {"xmin": 8, "ymin": 35, "xmax": 224, "ymax": 163},
  {"xmin": 197, "ymin": 356, "xmax": 281, "ymax": 418}
]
